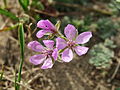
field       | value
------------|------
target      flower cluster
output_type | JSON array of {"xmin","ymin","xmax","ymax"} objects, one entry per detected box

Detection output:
[{"xmin": 28, "ymin": 20, "xmax": 92, "ymax": 69}]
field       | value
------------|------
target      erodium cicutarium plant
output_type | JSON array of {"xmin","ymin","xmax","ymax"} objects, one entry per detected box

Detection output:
[{"xmin": 28, "ymin": 20, "xmax": 92, "ymax": 69}]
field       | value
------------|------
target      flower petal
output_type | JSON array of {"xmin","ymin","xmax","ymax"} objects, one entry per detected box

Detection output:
[
  {"xmin": 43, "ymin": 40, "xmax": 54, "ymax": 49},
  {"xmin": 36, "ymin": 30, "xmax": 49, "ymax": 38},
  {"xmin": 76, "ymin": 32, "xmax": 92, "ymax": 44},
  {"xmin": 37, "ymin": 20, "xmax": 56, "ymax": 30},
  {"xmin": 64, "ymin": 24, "xmax": 77, "ymax": 40},
  {"xmin": 41, "ymin": 58, "xmax": 53, "ymax": 69},
  {"xmin": 56, "ymin": 37, "xmax": 67, "ymax": 50},
  {"xmin": 52, "ymin": 48, "xmax": 58, "ymax": 60},
  {"xmin": 62, "ymin": 48, "xmax": 73, "ymax": 62},
  {"xmin": 29, "ymin": 54, "xmax": 46, "ymax": 65},
  {"xmin": 74, "ymin": 46, "xmax": 89, "ymax": 56},
  {"xmin": 27, "ymin": 41, "xmax": 44, "ymax": 52}
]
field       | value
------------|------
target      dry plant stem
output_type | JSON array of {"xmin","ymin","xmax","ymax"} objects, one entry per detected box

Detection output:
[
  {"xmin": 110, "ymin": 62, "xmax": 120, "ymax": 81},
  {"xmin": 27, "ymin": 73, "xmax": 42, "ymax": 84},
  {"xmin": 26, "ymin": 23, "xmax": 32, "ymax": 38},
  {"xmin": 29, "ymin": 16, "xmax": 36, "ymax": 23},
  {"xmin": 31, "ymin": 6, "xmax": 112, "ymax": 18},
  {"xmin": 112, "ymin": 85, "xmax": 115, "ymax": 90},
  {"xmin": 52, "ymin": 1, "xmax": 112, "ymax": 16},
  {"xmin": 31, "ymin": 27, "xmax": 37, "ymax": 34},
  {"xmin": 9, "ymin": 36, "xmax": 19, "ymax": 44},
  {"xmin": 0, "ymin": 23, "xmax": 19, "ymax": 32},
  {"xmin": 0, "ymin": 18, "xmax": 9, "ymax": 29},
  {"xmin": 109, "ymin": 57, "xmax": 120, "ymax": 82},
  {"xmin": 22, "ymin": 68, "xmax": 40, "ymax": 77},
  {"xmin": 3, "ymin": 75, "xmax": 33, "ymax": 90},
  {"xmin": 7, "ymin": 68, "xmax": 40, "ymax": 79},
  {"xmin": 30, "ymin": 8, "xmax": 59, "ymax": 17}
]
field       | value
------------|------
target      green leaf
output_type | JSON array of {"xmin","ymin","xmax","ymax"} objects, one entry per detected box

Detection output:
[
  {"xmin": 97, "ymin": 18, "xmax": 118, "ymax": 39},
  {"xmin": 89, "ymin": 42, "xmax": 114, "ymax": 69},
  {"xmin": 0, "ymin": 8, "xmax": 19, "ymax": 21},
  {"xmin": 31, "ymin": 0, "xmax": 44, "ymax": 10},
  {"xmin": 116, "ymin": 0, "xmax": 120, "ymax": 2},
  {"xmin": 18, "ymin": 0, "xmax": 29, "ymax": 11},
  {"xmin": 16, "ymin": 23, "xmax": 25, "ymax": 90},
  {"xmin": 116, "ymin": 88, "xmax": 120, "ymax": 90}
]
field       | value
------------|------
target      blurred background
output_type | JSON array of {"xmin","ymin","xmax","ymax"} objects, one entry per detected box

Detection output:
[{"xmin": 0, "ymin": 0, "xmax": 120, "ymax": 90}]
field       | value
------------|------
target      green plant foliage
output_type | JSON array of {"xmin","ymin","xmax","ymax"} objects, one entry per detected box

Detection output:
[
  {"xmin": 89, "ymin": 39, "xmax": 115, "ymax": 69},
  {"xmin": 54, "ymin": 0, "xmax": 90, "ymax": 5},
  {"xmin": 113, "ymin": 0, "xmax": 120, "ymax": 9},
  {"xmin": 3, "ymin": 0, "xmax": 7, "ymax": 8},
  {"xmin": 108, "ymin": 0, "xmax": 120, "ymax": 15},
  {"xmin": 97, "ymin": 18, "xmax": 119, "ymax": 39},
  {"xmin": 104, "ymin": 39, "xmax": 117, "ymax": 48},
  {"xmin": 16, "ymin": 23, "xmax": 25, "ymax": 90},
  {"xmin": 54, "ymin": 3, "xmax": 74, "ymax": 12},
  {"xmin": 116, "ymin": 0, "xmax": 120, "ymax": 2},
  {"xmin": 18, "ymin": 0, "xmax": 29, "ymax": 11},
  {"xmin": 0, "ymin": 8, "xmax": 19, "ymax": 21},
  {"xmin": 78, "ymin": 16, "xmax": 93, "ymax": 32},
  {"xmin": 61, "ymin": 16, "xmax": 93, "ymax": 33},
  {"xmin": 116, "ymin": 87, "xmax": 120, "ymax": 90},
  {"xmin": 54, "ymin": 0, "xmax": 90, "ymax": 12},
  {"xmin": 19, "ymin": 14, "xmax": 30, "ymax": 23},
  {"xmin": 18, "ymin": 23, "xmax": 25, "ymax": 59},
  {"xmin": 31, "ymin": 0, "xmax": 44, "ymax": 10},
  {"xmin": 54, "ymin": 0, "xmax": 74, "ymax": 3}
]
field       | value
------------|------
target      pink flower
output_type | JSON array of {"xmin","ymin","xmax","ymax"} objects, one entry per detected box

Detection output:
[
  {"xmin": 56, "ymin": 24, "xmax": 92, "ymax": 62},
  {"xmin": 27, "ymin": 40, "xmax": 58, "ymax": 69},
  {"xmin": 36, "ymin": 20, "xmax": 56, "ymax": 38}
]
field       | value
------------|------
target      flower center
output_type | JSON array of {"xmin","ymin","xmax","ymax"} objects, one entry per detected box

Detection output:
[
  {"xmin": 67, "ymin": 40, "xmax": 76, "ymax": 48},
  {"xmin": 51, "ymin": 29, "xmax": 57, "ymax": 34},
  {"xmin": 42, "ymin": 49, "xmax": 53, "ymax": 56}
]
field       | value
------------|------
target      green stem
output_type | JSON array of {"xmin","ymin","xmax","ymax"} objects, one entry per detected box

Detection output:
[
  {"xmin": 16, "ymin": 23, "xmax": 25, "ymax": 90},
  {"xmin": 56, "ymin": 32, "xmax": 67, "ymax": 41},
  {"xmin": 3, "ymin": 0, "xmax": 7, "ymax": 8},
  {"xmin": 0, "ymin": 65, "xmax": 4, "ymax": 80},
  {"xmin": 59, "ymin": 46, "xmax": 68, "ymax": 53},
  {"xmin": 0, "ymin": 23, "xmax": 19, "ymax": 32},
  {"xmin": 16, "ymin": 56, "xmax": 24, "ymax": 89},
  {"xmin": 14, "ymin": 70, "xmax": 17, "ymax": 90}
]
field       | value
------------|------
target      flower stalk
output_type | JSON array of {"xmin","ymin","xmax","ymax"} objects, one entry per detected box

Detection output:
[{"xmin": 16, "ymin": 22, "xmax": 25, "ymax": 90}]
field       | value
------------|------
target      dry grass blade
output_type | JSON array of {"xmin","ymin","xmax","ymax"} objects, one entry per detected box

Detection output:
[{"xmin": 3, "ymin": 75, "xmax": 33, "ymax": 90}]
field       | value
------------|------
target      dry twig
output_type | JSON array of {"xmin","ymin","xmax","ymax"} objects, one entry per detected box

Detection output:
[
  {"xmin": 3, "ymin": 75, "xmax": 33, "ymax": 90},
  {"xmin": 108, "ymin": 57, "xmax": 120, "ymax": 82}
]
